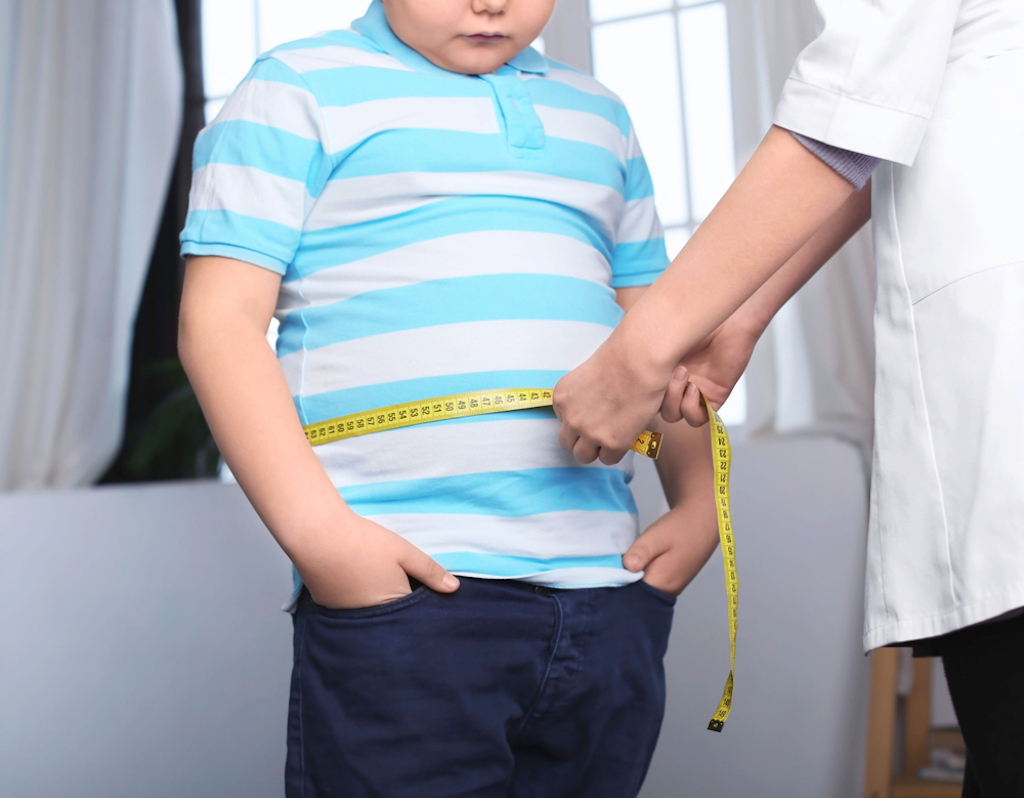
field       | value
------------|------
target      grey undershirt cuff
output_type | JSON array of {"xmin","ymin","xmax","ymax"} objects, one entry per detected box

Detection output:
[{"xmin": 789, "ymin": 131, "xmax": 879, "ymax": 190}]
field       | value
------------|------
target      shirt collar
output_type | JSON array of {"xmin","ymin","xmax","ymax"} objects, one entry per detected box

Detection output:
[{"xmin": 352, "ymin": 0, "xmax": 549, "ymax": 77}]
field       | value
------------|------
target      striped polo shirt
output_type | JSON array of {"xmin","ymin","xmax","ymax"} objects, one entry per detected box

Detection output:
[{"xmin": 180, "ymin": 0, "xmax": 668, "ymax": 588}]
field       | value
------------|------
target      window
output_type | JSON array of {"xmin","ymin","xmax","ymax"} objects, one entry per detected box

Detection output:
[
  {"xmin": 202, "ymin": 0, "xmax": 370, "ymax": 123},
  {"xmin": 587, "ymin": 0, "xmax": 746, "ymax": 425}
]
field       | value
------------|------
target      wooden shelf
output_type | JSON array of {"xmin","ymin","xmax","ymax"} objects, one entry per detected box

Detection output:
[
  {"xmin": 891, "ymin": 774, "xmax": 963, "ymax": 798},
  {"xmin": 864, "ymin": 650, "xmax": 964, "ymax": 798}
]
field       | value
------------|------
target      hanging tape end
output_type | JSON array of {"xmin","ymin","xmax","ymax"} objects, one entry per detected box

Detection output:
[{"xmin": 707, "ymin": 719, "xmax": 724, "ymax": 733}]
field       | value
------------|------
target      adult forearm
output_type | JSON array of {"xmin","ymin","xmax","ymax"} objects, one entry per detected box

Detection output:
[
  {"xmin": 179, "ymin": 309, "xmax": 352, "ymax": 559},
  {"xmin": 615, "ymin": 126, "xmax": 855, "ymax": 377},
  {"xmin": 733, "ymin": 180, "xmax": 872, "ymax": 337}
]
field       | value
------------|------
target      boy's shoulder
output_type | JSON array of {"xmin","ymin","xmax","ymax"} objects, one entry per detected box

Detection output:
[
  {"xmin": 254, "ymin": 28, "xmax": 405, "ymax": 81},
  {"xmin": 540, "ymin": 58, "xmax": 622, "ymax": 102}
]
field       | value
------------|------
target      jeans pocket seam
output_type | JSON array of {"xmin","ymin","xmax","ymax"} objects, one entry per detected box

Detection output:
[{"xmin": 307, "ymin": 586, "xmax": 432, "ymax": 619}]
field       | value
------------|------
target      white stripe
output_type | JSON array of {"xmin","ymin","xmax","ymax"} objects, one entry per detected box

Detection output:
[
  {"xmin": 189, "ymin": 164, "xmax": 307, "ymax": 228},
  {"xmin": 518, "ymin": 567, "xmax": 641, "ymax": 587},
  {"xmin": 315, "ymin": 418, "xmax": 632, "ymax": 485},
  {"xmin": 305, "ymin": 190, "xmax": 441, "ymax": 228},
  {"xmin": 625, "ymin": 125, "xmax": 643, "ymax": 160},
  {"xmin": 305, "ymin": 170, "xmax": 623, "ymax": 234},
  {"xmin": 362, "ymin": 511, "xmax": 639, "ymax": 559},
  {"xmin": 320, "ymin": 95, "xmax": 499, "ymax": 153},
  {"xmin": 276, "ymin": 231, "xmax": 611, "ymax": 314},
  {"xmin": 280, "ymin": 320, "xmax": 611, "ymax": 394},
  {"xmin": 212, "ymin": 78, "xmax": 325, "ymax": 143},
  {"xmin": 617, "ymin": 196, "xmax": 664, "ymax": 244},
  {"xmin": 271, "ymin": 45, "xmax": 412, "ymax": 75},
  {"xmin": 534, "ymin": 105, "xmax": 628, "ymax": 162}
]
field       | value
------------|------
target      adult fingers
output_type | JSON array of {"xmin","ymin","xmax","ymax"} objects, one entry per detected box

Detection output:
[
  {"xmin": 622, "ymin": 524, "xmax": 673, "ymax": 573},
  {"xmin": 398, "ymin": 544, "xmax": 460, "ymax": 593},
  {"xmin": 659, "ymin": 366, "xmax": 688, "ymax": 423},
  {"xmin": 558, "ymin": 421, "xmax": 579, "ymax": 455},
  {"xmin": 681, "ymin": 383, "xmax": 711, "ymax": 427},
  {"xmin": 597, "ymin": 444, "xmax": 628, "ymax": 466},
  {"xmin": 571, "ymin": 436, "xmax": 600, "ymax": 465}
]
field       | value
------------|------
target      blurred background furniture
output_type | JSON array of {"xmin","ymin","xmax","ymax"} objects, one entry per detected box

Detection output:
[{"xmin": 864, "ymin": 650, "xmax": 964, "ymax": 798}]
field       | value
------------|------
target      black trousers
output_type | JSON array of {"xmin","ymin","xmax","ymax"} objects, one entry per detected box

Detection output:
[{"xmin": 925, "ymin": 613, "xmax": 1024, "ymax": 798}]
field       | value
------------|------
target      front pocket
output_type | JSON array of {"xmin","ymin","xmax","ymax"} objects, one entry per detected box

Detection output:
[
  {"xmin": 306, "ymin": 585, "xmax": 432, "ymax": 620},
  {"xmin": 636, "ymin": 579, "xmax": 678, "ymax": 606}
]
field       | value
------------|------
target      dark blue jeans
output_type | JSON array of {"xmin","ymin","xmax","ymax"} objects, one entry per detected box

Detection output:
[{"xmin": 285, "ymin": 577, "xmax": 675, "ymax": 798}]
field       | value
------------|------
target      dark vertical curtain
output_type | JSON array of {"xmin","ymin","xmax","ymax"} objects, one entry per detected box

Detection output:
[{"xmin": 102, "ymin": 0, "xmax": 211, "ymax": 483}]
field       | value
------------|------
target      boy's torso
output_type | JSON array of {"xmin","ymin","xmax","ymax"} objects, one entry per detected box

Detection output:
[{"xmin": 183, "ymin": 3, "xmax": 667, "ymax": 587}]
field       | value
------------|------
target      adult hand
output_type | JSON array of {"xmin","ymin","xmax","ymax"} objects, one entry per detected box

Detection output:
[
  {"xmin": 623, "ymin": 503, "xmax": 720, "ymax": 596},
  {"xmin": 294, "ymin": 512, "xmax": 460, "ymax": 610},
  {"xmin": 659, "ymin": 316, "xmax": 762, "ymax": 427},
  {"xmin": 552, "ymin": 331, "xmax": 673, "ymax": 465}
]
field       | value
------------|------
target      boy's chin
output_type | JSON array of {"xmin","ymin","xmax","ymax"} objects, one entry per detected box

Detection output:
[{"xmin": 431, "ymin": 45, "xmax": 523, "ymax": 76}]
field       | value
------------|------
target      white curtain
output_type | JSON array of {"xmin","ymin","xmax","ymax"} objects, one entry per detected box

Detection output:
[
  {"xmin": 725, "ymin": 0, "xmax": 876, "ymax": 452},
  {"xmin": 0, "ymin": 1, "xmax": 183, "ymax": 490}
]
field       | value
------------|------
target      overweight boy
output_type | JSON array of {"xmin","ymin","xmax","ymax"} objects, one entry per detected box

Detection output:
[{"xmin": 179, "ymin": 1, "xmax": 720, "ymax": 795}]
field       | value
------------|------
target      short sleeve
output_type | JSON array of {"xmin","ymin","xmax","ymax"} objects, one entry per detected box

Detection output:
[
  {"xmin": 179, "ymin": 55, "xmax": 334, "ymax": 274},
  {"xmin": 610, "ymin": 126, "xmax": 670, "ymax": 288},
  {"xmin": 774, "ymin": 0, "xmax": 962, "ymax": 166}
]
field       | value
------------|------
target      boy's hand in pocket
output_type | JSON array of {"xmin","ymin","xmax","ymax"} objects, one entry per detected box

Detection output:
[
  {"xmin": 295, "ymin": 512, "xmax": 460, "ymax": 610},
  {"xmin": 623, "ymin": 502, "xmax": 720, "ymax": 596}
]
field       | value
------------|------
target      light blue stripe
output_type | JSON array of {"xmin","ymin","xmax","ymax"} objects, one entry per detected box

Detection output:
[
  {"xmin": 610, "ymin": 238, "xmax": 669, "ymax": 286},
  {"xmin": 340, "ymin": 468, "xmax": 637, "ymax": 516},
  {"xmin": 303, "ymin": 66, "xmax": 487, "ymax": 107},
  {"xmin": 289, "ymin": 197, "xmax": 612, "ymax": 277},
  {"xmin": 193, "ymin": 120, "xmax": 327, "ymax": 191},
  {"xmin": 296, "ymin": 369, "xmax": 564, "ymax": 422},
  {"xmin": 434, "ymin": 553, "xmax": 626, "ymax": 577},
  {"xmin": 180, "ymin": 241, "xmax": 289, "ymax": 275},
  {"xmin": 335, "ymin": 129, "xmax": 624, "ymax": 190},
  {"xmin": 624, "ymin": 156, "xmax": 655, "ymax": 201},
  {"xmin": 181, "ymin": 209, "xmax": 299, "ymax": 269},
  {"xmin": 277, "ymin": 274, "xmax": 619, "ymax": 355}
]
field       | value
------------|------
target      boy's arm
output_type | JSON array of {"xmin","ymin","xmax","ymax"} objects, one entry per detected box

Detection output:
[
  {"xmin": 178, "ymin": 256, "xmax": 459, "ymax": 609},
  {"xmin": 614, "ymin": 287, "xmax": 720, "ymax": 594}
]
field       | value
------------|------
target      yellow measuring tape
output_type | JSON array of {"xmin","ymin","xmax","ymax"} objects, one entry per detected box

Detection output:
[
  {"xmin": 302, "ymin": 388, "xmax": 663, "ymax": 459},
  {"xmin": 703, "ymin": 391, "xmax": 737, "ymax": 732},
  {"xmin": 302, "ymin": 386, "xmax": 736, "ymax": 731}
]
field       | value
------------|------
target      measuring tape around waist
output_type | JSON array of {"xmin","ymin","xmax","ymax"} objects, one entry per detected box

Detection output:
[
  {"xmin": 301, "ymin": 386, "xmax": 736, "ymax": 731},
  {"xmin": 302, "ymin": 388, "xmax": 663, "ymax": 459}
]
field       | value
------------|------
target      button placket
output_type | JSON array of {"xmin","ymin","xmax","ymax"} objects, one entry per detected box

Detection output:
[{"xmin": 480, "ymin": 73, "xmax": 546, "ymax": 155}]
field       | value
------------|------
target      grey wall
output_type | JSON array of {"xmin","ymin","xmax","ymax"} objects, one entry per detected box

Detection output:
[
  {"xmin": 636, "ymin": 436, "xmax": 871, "ymax": 798},
  {"xmin": 1, "ymin": 435, "xmax": 871, "ymax": 797},
  {"xmin": 0, "ymin": 481, "xmax": 293, "ymax": 798}
]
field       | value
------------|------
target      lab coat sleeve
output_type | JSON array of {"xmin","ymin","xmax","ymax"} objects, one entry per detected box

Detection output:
[{"xmin": 774, "ymin": 0, "xmax": 962, "ymax": 165}]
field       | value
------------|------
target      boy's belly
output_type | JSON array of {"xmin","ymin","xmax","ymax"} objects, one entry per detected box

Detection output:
[{"xmin": 306, "ymin": 405, "xmax": 641, "ymax": 589}]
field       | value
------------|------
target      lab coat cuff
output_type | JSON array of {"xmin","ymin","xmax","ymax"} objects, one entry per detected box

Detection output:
[{"xmin": 774, "ymin": 77, "xmax": 930, "ymax": 167}]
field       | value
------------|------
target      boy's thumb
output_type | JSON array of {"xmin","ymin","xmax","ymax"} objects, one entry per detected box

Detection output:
[
  {"xmin": 622, "ymin": 527, "xmax": 672, "ymax": 573},
  {"xmin": 401, "ymin": 548, "xmax": 460, "ymax": 593}
]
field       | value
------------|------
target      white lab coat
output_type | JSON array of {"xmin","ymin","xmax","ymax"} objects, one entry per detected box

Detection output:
[{"xmin": 775, "ymin": 0, "xmax": 1024, "ymax": 650}]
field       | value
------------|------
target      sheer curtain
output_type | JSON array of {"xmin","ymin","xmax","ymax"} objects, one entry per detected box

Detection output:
[
  {"xmin": 726, "ymin": 0, "xmax": 876, "ymax": 452},
  {"xmin": 0, "ymin": 1, "xmax": 183, "ymax": 490}
]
